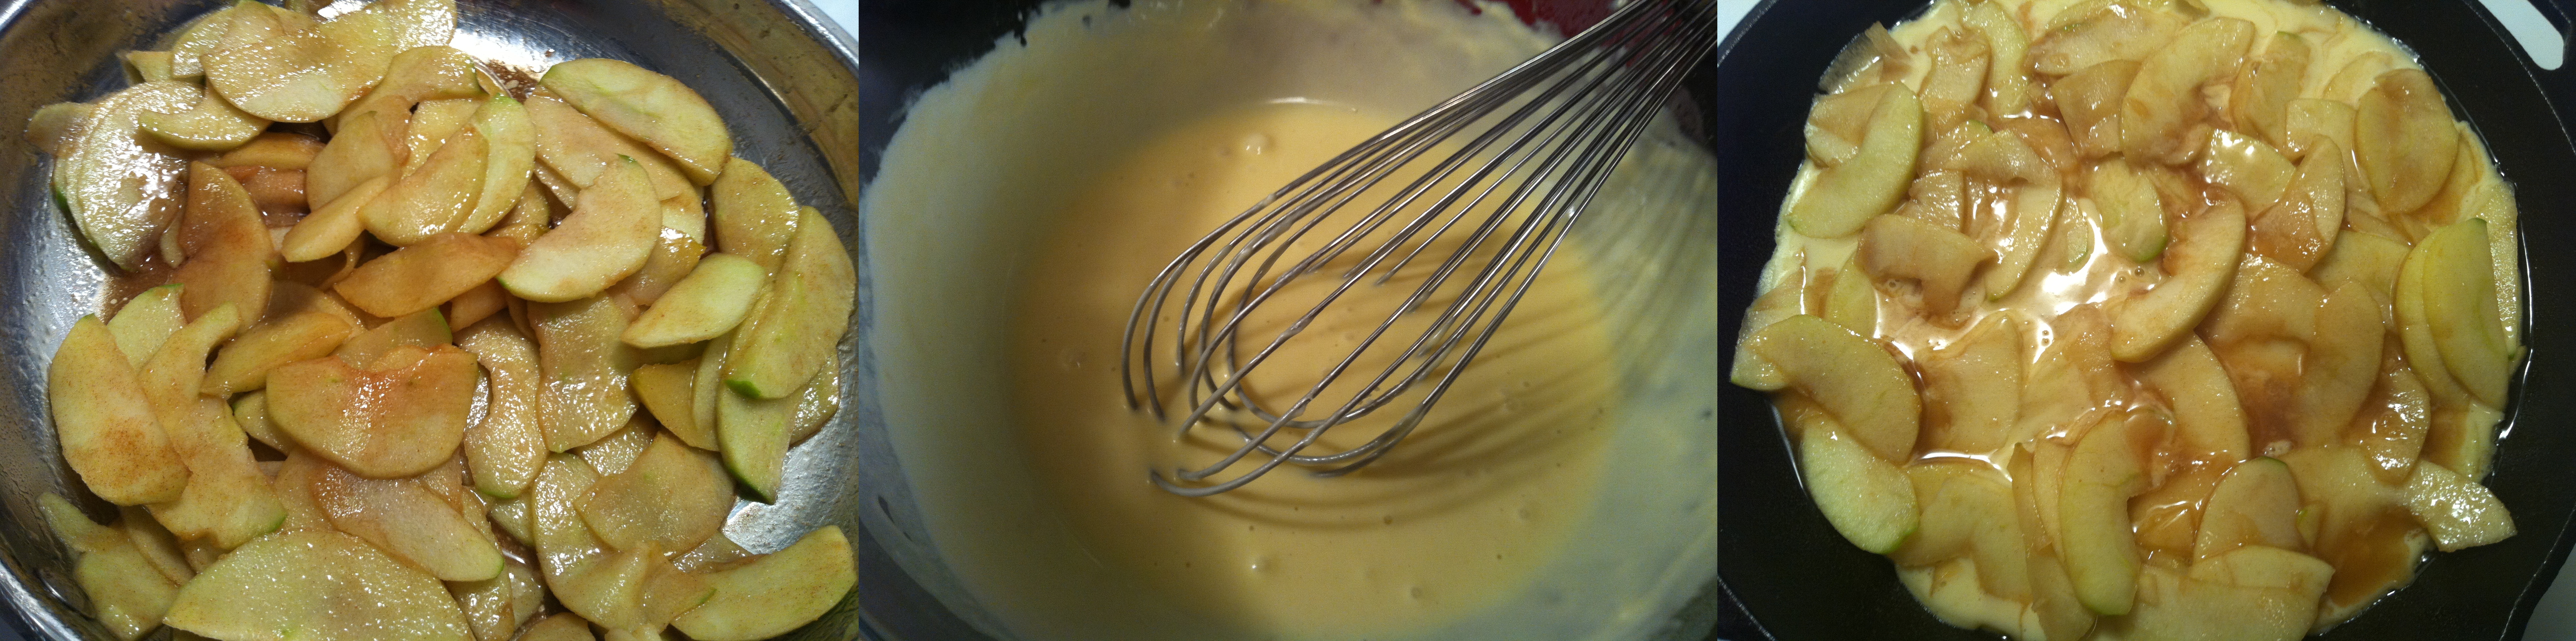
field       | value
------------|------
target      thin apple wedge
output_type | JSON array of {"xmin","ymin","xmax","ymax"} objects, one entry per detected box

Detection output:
[
  {"xmin": 456, "ymin": 318, "xmax": 546, "ymax": 500},
  {"xmin": 2416, "ymin": 219, "xmax": 2514, "ymax": 406},
  {"xmin": 723, "ymin": 208, "xmax": 855, "ymax": 399},
  {"xmin": 789, "ymin": 367, "xmax": 841, "ymax": 446},
  {"xmin": 55, "ymin": 81, "xmax": 197, "ymax": 271},
  {"xmin": 580, "ymin": 419, "xmax": 655, "ymax": 476},
  {"xmin": 1747, "ymin": 315, "xmax": 1919, "ymax": 462},
  {"xmin": 540, "ymin": 58, "xmax": 733, "ymax": 185},
  {"xmin": 2199, "ymin": 129, "xmax": 2295, "ymax": 214},
  {"xmin": 2136, "ymin": 336, "xmax": 2250, "ymax": 461},
  {"xmin": 338, "ymin": 45, "xmax": 484, "ymax": 141},
  {"xmin": 1856, "ymin": 215, "xmax": 1984, "ymax": 319},
  {"xmin": 283, "ymin": 174, "xmax": 387, "ymax": 263},
  {"xmin": 533, "ymin": 295, "xmax": 641, "ymax": 451},
  {"xmin": 1914, "ymin": 314, "xmax": 2017, "ymax": 454},
  {"xmin": 1947, "ymin": 130, "xmax": 2060, "ymax": 299},
  {"xmin": 460, "ymin": 94, "xmax": 536, "ymax": 234},
  {"xmin": 2028, "ymin": 0, "xmax": 2187, "ymax": 75},
  {"xmin": 139, "ymin": 89, "xmax": 267, "ymax": 152},
  {"xmin": 40, "ymin": 494, "xmax": 179, "ymax": 641},
  {"xmin": 403, "ymin": 98, "xmax": 480, "ymax": 173},
  {"xmin": 171, "ymin": 162, "xmax": 274, "ymax": 325},
  {"xmin": 203, "ymin": 310, "xmax": 354, "ymax": 396},
  {"xmin": 607, "ymin": 226, "xmax": 705, "ymax": 306},
  {"xmin": 1787, "ymin": 83, "xmax": 1922, "ymax": 238},
  {"xmin": 209, "ymin": 132, "xmax": 324, "ymax": 171},
  {"xmin": 716, "ymin": 374, "xmax": 794, "ymax": 502},
  {"xmin": 2403, "ymin": 461, "xmax": 2514, "ymax": 551},
  {"xmin": 2231, "ymin": 31, "xmax": 2311, "ymax": 149},
  {"xmin": 2120, "ymin": 18, "xmax": 2254, "ymax": 165},
  {"xmin": 633, "ymin": 361, "xmax": 712, "ymax": 450},
  {"xmin": 364, "ymin": 125, "xmax": 489, "ymax": 247},
  {"xmin": 2060, "ymin": 411, "xmax": 2165, "ymax": 615},
  {"xmin": 107, "ymin": 284, "xmax": 185, "ymax": 368},
  {"xmin": 522, "ymin": 614, "xmax": 597, "ymax": 641},
  {"xmin": 710, "ymin": 157, "xmax": 803, "ymax": 270},
  {"xmin": 2088, "ymin": 156, "xmax": 2170, "ymax": 261},
  {"xmin": 204, "ymin": 4, "xmax": 398, "ymax": 123},
  {"xmin": 163, "ymin": 529, "xmax": 473, "ymax": 641},
  {"xmin": 230, "ymin": 390, "xmax": 296, "ymax": 455},
  {"xmin": 147, "ymin": 398, "xmax": 286, "ymax": 549},
  {"xmin": 2110, "ymin": 200, "xmax": 2247, "ymax": 361},
  {"xmin": 2194, "ymin": 457, "xmax": 2304, "ymax": 561},
  {"xmin": 165, "ymin": 1, "xmax": 257, "ymax": 80},
  {"xmin": 267, "ymin": 344, "xmax": 477, "ymax": 478},
  {"xmin": 623, "ymin": 253, "xmax": 765, "ymax": 348},
  {"xmin": 2357, "ymin": 69, "xmax": 2462, "ymax": 215},
  {"xmin": 579, "ymin": 433, "xmax": 732, "ymax": 554},
  {"xmin": 307, "ymin": 110, "xmax": 400, "ymax": 211},
  {"xmin": 500, "ymin": 156, "xmax": 660, "ymax": 302},
  {"xmin": 525, "ymin": 90, "xmax": 694, "ymax": 199},
  {"xmin": 49, "ymin": 316, "xmax": 191, "ymax": 505},
  {"xmin": 334, "ymin": 232, "xmax": 519, "ymax": 318},
  {"xmin": 310, "ymin": 462, "xmax": 504, "ymax": 581},
  {"xmin": 671, "ymin": 525, "xmax": 856, "ymax": 641},
  {"xmin": 453, "ymin": 554, "xmax": 543, "ymax": 641},
  {"xmin": 336, "ymin": 308, "xmax": 452, "ymax": 366}
]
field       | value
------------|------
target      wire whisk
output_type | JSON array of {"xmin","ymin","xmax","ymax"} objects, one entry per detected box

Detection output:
[{"xmin": 1119, "ymin": 0, "xmax": 1717, "ymax": 496}]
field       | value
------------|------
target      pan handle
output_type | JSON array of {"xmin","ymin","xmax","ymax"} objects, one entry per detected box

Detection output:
[{"xmin": 2514, "ymin": 0, "xmax": 2576, "ymax": 70}]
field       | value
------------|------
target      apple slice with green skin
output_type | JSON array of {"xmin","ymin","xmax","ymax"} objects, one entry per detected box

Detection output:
[
  {"xmin": 2110, "ymin": 199, "xmax": 2246, "ymax": 361},
  {"xmin": 2137, "ymin": 336, "xmax": 2250, "ymax": 461},
  {"xmin": 671, "ymin": 525, "xmax": 855, "ymax": 641},
  {"xmin": 364, "ymin": 125, "xmax": 489, "ymax": 247},
  {"xmin": 607, "ymin": 226, "xmax": 706, "ymax": 305},
  {"xmin": 336, "ymin": 45, "xmax": 484, "ymax": 141},
  {"xmin": 789, "ymin": 367, "xmax": 841, "ymax": 446},
  {"xmin": 163, "ymin": 529, "xmax": 473, "ymax": 641},
  {"xmin": 51, "ymin": 316, "xmax": 192, "ymax": 506},
  {"xmin": 171, "ymin": 162, "xmax": 274, "ymax": 325},
  {"xmin": 2120, "ymin": 18, "xmax": 2254, "ymax": 165},
  {"xmin": 2193, "ymin": 457, "xmax": 2304, "ymax": 561},
  {"xmin": 522, "ymin": 614, "xmax": 597, "ymax": 641},
  {"xmin": 500, "ymin": 156, "xmax": 660, "ymax": 302},
  {"xmin": 579, "ymin": 419, "xmax": 655, "ymax": 476},
  {"xmin": 202, "ymin": 310, "xmax": 354, "ymax": 396},
  {"xmin": 1803, "ymin": 84, "xmax": 1892, "ymax": 166},
  {"xmin": 309, "ymin": 461, "xmax": 503, "ymax": 581},
  {"xmin": 488, "ymin": 492, "xmax": 534, "ymax": 548},
  {"xmin": 456, "ymin": 318, "xmax": 546, "ymax": 500},
  {"xmin": 1888, "ymin": 461, "xmax": 2001, "ymax": 566},
  {"xmin": 717, "ymin": 371, "xmax": 794, "ymax": 502},
  {"xmin": 623, "ymin": 253, "xmax": 766, "ymax": 348},
  {"xmin": 1745, "ymin": 315, "xmax": 1919, "ymax": 462},
  {"xmin": 307, "ymin": 110, "xmax": 400, "ymax": 211},
  {"xmin": 107, "ymin": 284, "xmax": 185, "ymax": 368},
  {"xmin": 1792, "ymin": 417, "xmax": 1918, "ymax": 555},
  {"xmin": 524, "ymin": 90, "xmax": 695, "ymax": 199},
  {"xmin": 2357, "ymin": 69, "xmax": 2462, "ymax": 215},
  {"xmin": 2417, "ymin": 219, "xmax": 2514, "ymax": 406},
  {"xmin": 283, "ymin": 174, "xmax": 388, "ymax": 263},
  {"xmin": 540, "ymin": 58, "xmax": 733, "ymax": 185},
  {"xmin": 402, "ymin": 98, "xmax": 482, "ymax": 172},
  {"xmin": 137, "ymin": 304, "xmax": 241, "ymax": 440},
  {"xmin": 139, "ymin": 89, "xmax": 267, "ymax": 151},
  {"xmin": 710, "ymin": 157, "xmax": 803, "ymax": 271},
  {"xmin": 453, "ymin": 554, "xmax": 543, "ymax": 641},
  {"xmin": 2060, "ymin": 411, "xmax": 2165, "ymax": 615},
  {"xmin": 267, "ymin": 344, "xmax": 477, "ymax": 478},
  {"xmin": 724, "ymin": 208, "xmax": 856, "ymax": 399},
  {"xmin": 459, "ymin": 94, "xmax": 536, "ymax": 234},
  {"xmin": 2404, "ymin": 461, "xmax": 2515, "ymax": 551},
  {"xmin": 2394, "ymin": 230, "xmax": 2473, "ymax": 407},
  {"xmin": 529, "ymin": 296, "xmax": 641, "ymax": 452},
  {"xmin": 2089, "ymin": 156, "xmax": 2170, "ymax": 261},
  {"xmin": 334, "ymin": 232, "xmax": 520, "ymax": 318},
  {"xmin": 113, "ymin": 505, "xmax": 192, "ymax": 587},
  {"xmin": 1787, "ymin": 83, "xmax": 1921, "ymax": 238},
  {"xmin": 204, "ymin": 4, "xmax": 399, "ymax": 123},
  {"xmin": 40, "ymin": 494, "xmax": 179, "ymax": 641},
  {"xmin": 230, "ymin": 391, "xmax": 296, "ymax": 455},
  {"xmin": 147, "ymin": 397, "xmax": 286, "ymax": 549},
  {"xmin": 579, "ymin": 433, "xmax": 732, "ymax": 554},
  {"xmin": 2006, "ymin": 444, "xmax": 2097, "ymax": 641},
  {"xmin": 633, "ymin": 361, "xmax": 713, "ymax": 449},
  {"xmin": 55, "ymin": 81, "xmax": 197, "ymax": 271},
  {"xmin": 336, "ymin": 308, "xmax": 451, "ymax": 366}
]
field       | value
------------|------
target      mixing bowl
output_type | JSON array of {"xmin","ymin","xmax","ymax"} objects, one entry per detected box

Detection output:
[{"xmin": 0, "ymin": 0, "xmax": 860, "ymax": 638}]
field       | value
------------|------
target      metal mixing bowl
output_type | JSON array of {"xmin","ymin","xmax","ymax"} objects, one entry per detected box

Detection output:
[{"xmin": 0, "ymin": 0, "xmax": 860, "ymax": 638}]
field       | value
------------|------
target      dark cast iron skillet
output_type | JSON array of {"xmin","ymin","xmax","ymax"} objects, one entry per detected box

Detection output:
[{"xmin": 1718, "ymin": 0, "xmax": 2576, "ymax": 639}]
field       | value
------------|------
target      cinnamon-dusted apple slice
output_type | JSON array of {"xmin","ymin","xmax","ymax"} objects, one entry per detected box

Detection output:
[
  {"xmin": 170, "ymin": 162, "xmax": 273, "ymax": 324},
  {"xmin": 2357, "ymin": 69, "xmax": 2462, "ymax": 215},
  {"xmin": 310, "ymin": 461, "xmax": 504, "ymax": 581},
  {"xmin": 335, "ymin": 308, "xmax": 452, "ymax": 369},
  {"xmin": 2248, "ymin": 140, "xmax": 2347, "ymax": 272},
  {"xmin": 282, "ymin": 174, "xmax": 387, "ymax": 264},
  {"xmin": 1793, "ymin": 416, "xmax": 1918, "ymax": 555},
  {"xmin": 106, "ymin": 284, "xmax": 184, "ymax": 369},
  {"xmin": 337, "ymin": 45, "xmax": 483, "ymax": 140},
  {"xmin": 1788, "ymin": 83, "xmax": 1922, "ymax": 239},
  {"xmin": 672, "ymin": 526, "xmax": 859, "ymax": 641},
  {"xmin": 606, "ymin": 226, "xmax": 705, "ymax": 305},
  {"xmin": 452, "ymin": 554, "xmax": 544, "ymax": 641},
  {"xmin": 202, "ymin": 310, "xmax": 352, "ymax": 396},
  {"xmin": 209, "ymin": 131, "xmax": 324, "ymax": 170},
  {"xmin": 39, "ymin": 494, "xmax": 179, "ymax": 641},
  {"xmin": 48, "ymin": 316, "xmax": 191, "ymax": 505},
  {"xmin": 624, "ymin": 253, "xmax": 765, "ymax": 348},
  {"xmin": 456, "ymin": 318, "xmax": 546, "ymax": 500},
  {"xmin": 710, "ymin": 157, "xmax": 805, "ymax": 270},
  {"xmin": 334, "ymin": 232, "xmax": 520, "ymax": 318},
  {"xmin": 789, "ymin": 367, "xmax": 841, "ymax": 446},
  {"xmin": 362, "ymin": 125, "xmax": 489, "ymax": 247},
  {"xmin": 266, "ymin": 344, "xmax": 477, "ymax": 478},
  {"xmin": 524, "ymin": 90, "xmax": 694, "ymax": 199},
  {"xmin": 540, "ymin": 58, "xmax": 733, "ymax": 185},
  {"xmin": 579, "ymin": 433, "xmax": 732, "ymax": 554},
  {"xmin": 164, "ymin": 1, "xmax": 257, "ymax": 80},
  {"xmin": 2110, "ymin": 199, "xmax": 2246, "ymax": 362},
  {"xmin": 146, "ymin": 397, "xmax": 286, "ymax": 550},
  {"xmin": 532, "ymin": 295, "xmax": 641, "ymax": 451},
  {"xmin": 54, "ymin": 81, "xmax": 197, "ymax": 271},
  {"xmin": 1747, "ymin": 315, "xmax": 1919, "ymax": 462},
  {"xmin": 2120, "ymin": 18, "xmax": 2255, "ymax": 165},
  {"xmin": 162, "ymin": 530, "xmax": 472, "ymax": 641},
  {"xmin": 632, "ymin": 361, "xmax": 713, "ymax": 450},
  {"xmin": 307, "ymin": 110, "xmax": 399, "ymax": 210},
  {"xmin": 459, "ymin": 95, "xmax": 536, "ymax": 234},
  {"xmin": 499, "ymin": 156, "xmax": 660, "ymax": 302}
]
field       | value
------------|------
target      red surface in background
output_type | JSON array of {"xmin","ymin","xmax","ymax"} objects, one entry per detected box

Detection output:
[{"xmin": 1455, "ymin": 0, "xmax": 1613, "ymax": 35}]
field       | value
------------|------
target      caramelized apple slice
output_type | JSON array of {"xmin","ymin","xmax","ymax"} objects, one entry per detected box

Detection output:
[
  {"xmin": 1915, "ymin": 315, "xmax": 2017, "ymax": 454},
  {"xmin": 2109, "ymin": 200, "xmax": 2246, "ymax": 362},
  {"xmin": 334, "ymin": 232, "xmax": 519, "ymax": 318},
  {"xmin": 722, "ymin": 209, "xmax": 856, "ymax": 399},
  {"xmin": 1857, "ymin": 215, "xmax": 1985, "ymax": 319},
  {"xmin": 1962, "ymin": 0, "xmax": 2030, "ymax": 115},
  {"xmin": 139, "ymin": 89, "xmax": 267, "ymax": 152},
  {"xmin": 2417, "ymin": 219, "xmax": 2514, "ymax": 406},
  {"xmin": 2231, "ymin": 31, "xmax": 2311, "ymax": 149},
  {"xmin": 2248, "ymin": 140, "xmax": 2347, "ymax": 272},
  {"xmin": 204, "ymin": 5, "xmax": 399, "ymax": 123},
  {"xmin": 1918, "ymin": 27, "xmax": 1990, "ymax": 126},
  {"xmin": 2087, "ymin": 156, "xmax": 2169, "ymax": 261},
  {"xmin": 54, "ymin": 81, "xmax": 197, "ymax": 271},
  {"xmin": 338, "ymin": 45, "xmax": 483, "ymax": 140},
  {"xmin": 310, "ymin": 462, "xmax": 503, "ymax": 581},
  {"xmin": 2282, "ymin": 98, "xmax": 2358, "ymax": 162},
  {"xmin": 500, "ymin": 156, "xmax": 660, "ymax": 302},
  {"xmin": 2403, "ymin": 461, "xmax": 2514, "ymax": 551},
  {"xmin": 1794, "ymin": 417, "xmax": 1918, "ymax": 555},
  {"xmin": 1787, "ymin": 83, "xmax": 1923, "ymax": 238},
  {"xmin": 266, "ymin": 345, "xmax": 478, "ymax": 478},
  {"xmin": 2029, "ymin": 0, "xmax": 2187, "ymax": 75},
  {"xmin": 2199, "ymin": 130, "xmax": 2294, "ymax": 214},
  {"xmin": 307, "ymin": 110, "xmax": 400, "ymax": 210},
  {"xmin": 49, "ymin": 316, "xmax": 191, "ymax": 505},
  {"xmin": 1805, "ymin": 84, "xmax": 1895, "ymax": 166},
  {"xmin": 2137, "ymin": 336, "xmax": 2250, "ymax": 461},
  {"xmin": 2358, "ymin": 69, "xmax": 2462, "ymax": 215},
  {"xmin": 203, "ymin": 311, "xmax": 351, "ymax": 396},
  {"xmin": 363, "ymin": 125, "xmax": 489, "ymax": 247},
  {"xmin": 2120, "ymin": 18, "xmax": 2254, "ymax": 165},
  {"xmin": 2290, "ymin": 283, "xmax": 2384, "ymax": 449},
  {"xmin": 1747, "ymin": 315, "xmax": 1919, "ymax": 462},
  {"xmin": 456, "ymin": 319, "xmax": 546, "ymax": 500},
  {"xmin": 579, "ymin": 433, "xmax": 732, "ymax": 554},
  {"xmin": 171, "ymin": 163, "xmax": 274, "ymax": 324},
  {"xmin": 2194, "ymin": 457, "xmax": 2304, "ymax": 561},
  {"xmin": 540, "ymin": 58, "xmax": 733, "ymax": 185},
  {"xmin": 2006, "ymin": 444, "xmax": 2097, "ymax": 639},
  {"xmin": 163, "ymin": 529, "xmax": 473, "ymax": 641},
  {"xmin": 2055, "ymin": 60, "xmax": 2141, "ymax": 159},
  {"xmin": 1948, "ymin": 130, "xmax": 2060, "ymax": 299},
  {"xmin": 533, "ymin": 296, "xmax": 641, "ymax": 451},
  {"xmin": 2060, "ymin": 412, "xmax": 2164, "ymax": 615}
]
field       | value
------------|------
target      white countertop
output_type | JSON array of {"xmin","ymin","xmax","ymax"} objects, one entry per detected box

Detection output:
[{"xmin": 1715, "ymin": 0, "xmax": 2576, "ymax": 638}]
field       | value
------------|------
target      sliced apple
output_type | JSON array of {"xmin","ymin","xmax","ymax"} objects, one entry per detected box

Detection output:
[
  {"xmin": 1889, "ymin": 461, "xmax": 1998, "ymax": 566},
  {"xmin": 579, "ymin": 433, "xmax": 731, "ymax": 555},
  {"xmin": 500, "ymin": 156, "xmax": 660, "ymax": 302},
  {"xmin": 671, "ymin": 525, "xmax": 855, "ymax": 641},
  {"xmin": 532, "ymin": 296, "xmax": 641, "ymax": 451},
  {"xmin": 525, "ymin": 90, "xmax": 694, "ymax": 199},
  {"xmin": 50, "ymin": 316, "xmax": 192, "ymax": 505},
  {"xmin": 617, "ymin": 255, "xmax": 761, "ymax": 350},
  {"xmin": 716, "ymin": 374, "xmax": 795, "ymax": 502},
  {"xmin": 631, "ymin": 361, "xmax": 710, "ymax": 449},
  {"xmin": 338, "ymin": 45, "xmax": 484, "ymax": 141},
  {"xmin": 1856, "ymin": 215, "xmax": 1983, "ymax": 319},
  {"xmin": 364, "ymin": 125, "xmax": 489, "ymax": 247},
  {"xmin": 267, "ymin": 345, "xmax": 477, "ymax": 478},
  {"xmin": 139, "ymin": 89, "xmax": 267, "ymax": 152},
  {"xmin": 2087, "ymin": 156, "xmax": 2169, "ymax": 261},
  {"xmin": 2200, "ymin": 129, "xmax": 2295, "ymax": 214},
  {"xmin": 1788, "ymin": 83, "xmax": 1922, "ymax": 238},
  {"xmin": 1947, "ymin": 130, "xmax": 2060, "ymax": 298},
  {"xmin": 580, "ymin": 419, "xmax": 655, "ymax": 476},
  {"xmin": 2357, "ymin": 69, "xmax": 2462, "ymax": 215},
  {"xmin": 2403, "ymin": 461, "xmax": 2514, "ymax": 552},
  {"xmin": 460, "ymin": 94, "xmax": 536, "ymax": 234},
  {"xmin": 2283, "ymin": 284, "xmax": 2384, "ymax": 450},
  {"xmin": 540, "ymin": 58, "xmax": 733, "ymax": 185},
  {"xmin": 1915, "ymin": 315, "xmax": 2018, "ymax": 454},
  {"xmin": 2136, "ymin": 336, "xmax": 2250, "ymax": 461},
  {"xmin": 402, "ymin": 98, "xmax": 482, "ymax": 172},
  {"xmin": 789, "ymin": 367, "xmax": 840, "ymax": 446},
  {"xmin": 709, "ymin": 157, "xmax": 805, "ymax": 271},
  {"xmin": 2006, "ymin": 442, "xmax": 2097, "ymax": 640},
  {"xmin": 2282, "ymin": 98, "xmax": 2358, "ymax": 163},
  {"xmin": 608, "ymin": 226, "xmax": 705, "ymax": 305},
  {"xmin": 2120, "ymin": 18, "xmax": 2254, "ymax": 165},
  {"xmin": 1747, "ymin": 314, "xmax": 1918, "ymax": 462},
  {"xmin": 282, "ymin": 175, "xmax": 388, "ymax": 264},
  {"xmin": 1805, "ymin": 84, "xmax": 1894, "ymax": 166},
  {"xmin": 2029, "ymin": 0, "xmax": 2187, "ymax": 75},
  {"xmin": 55, "ymin": 81, "xmax": 197, "ymax": 271},
  {"xmin": 522, "ymin": 613, "xmax": 597, "ymax": 641},
  {"xmin": 2357, "ymin": 363, "xmax": 2435, "ymax": 484},
  {"xmin": 2109, "ymin": 199, "xmax": 2246, "ymax": 361},
  {"xmin": 41, "ymin": 494, "xmax": 179, "ymax": 641},
  {"xmin": 453, "ymin": 554, "xmax": 543, "ymax": 641},
  {"xmin": 2424, "ymin": 402, "xmax": 2502, "ymax": 481},
  {"xmin": 307, "ymin": 110, "xmax": 400, "ymax": 211},
  {"xmin": 2055, "ymin": 60, "xmax": 2141, "ymax": 159},
  {"xmin": 2394, "ymin": 229, "xmax": 2471, "ymax": 407},
  {"xmin": 171, "ymin": 162, "xmax": 275, "ymax": 325},
  {"xmin": 209, "ymin": 132, "xmax": 324, "ymax": 170},
  {"xmin": 107, "ymin": 284, "xmax": 185, "ymax": 369},
  {"xmin": 1918, "ymin": 26, "xmax": 1991, "ymax": 126},
  {"xmin": 351, "ymin": 0, "xmax": 456, "ymax": 51},
  {"xmin": 2415, "ymin": 219, "xmax": 2514, "ymax": 406},
  {"xmin": 336, "ymin": 308, "xmax": 453, "ymax": 368},
  {"xmin": 2231, "ymin": 31, "xmax": 2311, "ymax": 149},
  {"xmin": 723, "ymin": 209, "xmax": 855, "ymax": 399},
  {"xmin": 2194, "ymin": 457, "xmax": 2304, "ymax": 561},
  {"xmin": 333, "ymin": 232, "xmax": 519, "ymax": 318},
  {"xmin": 2115, "ymin": 546, "xmax": 2331, "ymax": 641},
  {"xmin": 204, "ymin": 4, "xmax": 399, "ymax": 123},
  {"xmin": 2060, "ymin": 411, "xmax": 2165, "ymax": 615},
  {"xmin": 163, "ymin": 529, "xmax": 473, "ymax": 641},
  {"xmin": 147, "ymin": 398, "xmax": 286, "ymax": 549},
  {"xmin": 166, "ymin": 2, "xmax": 256, "ymax": 79},
  {"xmin": 2247, "ymin": 140, "xmax": 2347, "ymax": 272},
  {"xmin": 456, "ymin": 319, "xmax": 546, "ymax": 500},
  {"xmin": 310, "ymin": 462, "xmax": 502, "ymax": 581}
]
